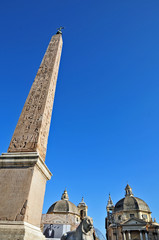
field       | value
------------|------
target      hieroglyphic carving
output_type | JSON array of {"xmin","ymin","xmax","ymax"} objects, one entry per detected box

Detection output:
[
  {"xmin": 15, "ymin": 200, "xmax": 27, "ymax": 221},
  {"xmin": 8, "ymin": 34, "xmax": 63, "ymax": 161}
]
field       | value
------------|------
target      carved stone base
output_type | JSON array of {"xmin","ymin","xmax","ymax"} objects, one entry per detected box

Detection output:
[
  {"xmin": 0, "ymin": 152, "xmax": 52, "ymax": 227},
  {"xmin": 0, "ymin": 221, "xmax": 45, "ymax": 240}
]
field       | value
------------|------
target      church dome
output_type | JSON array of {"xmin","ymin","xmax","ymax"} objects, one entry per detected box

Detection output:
[
  {"xmin": 47, "ymin": 189, "xmax": 79, "ymax": 215},
  {"xmin": 114, "ymin": 184, "xmax": 150, "ymax": 213}
]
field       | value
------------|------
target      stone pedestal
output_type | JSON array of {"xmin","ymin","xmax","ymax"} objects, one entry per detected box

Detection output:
[
  {"xmin": 0, "ymin": 152, "xmax": 52, "ymax": 239},
  {"xmin": 0, "ymin": 221, "xmax": 45, "ymax": 240}
]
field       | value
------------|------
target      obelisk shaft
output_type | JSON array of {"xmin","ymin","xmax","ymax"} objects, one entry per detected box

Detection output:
[{"xmin": 8, "ymin": 33, "xmax": 63, "ymax": 161}]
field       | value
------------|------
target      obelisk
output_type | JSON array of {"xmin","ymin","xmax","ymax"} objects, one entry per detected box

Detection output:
[{"xmin": 0, "ymin": 31, "xmax": 63, "ymax": 240}]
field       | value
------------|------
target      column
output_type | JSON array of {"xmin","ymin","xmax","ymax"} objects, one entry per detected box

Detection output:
[
  {"xmin": 140, "ymin": 231, "xmax": 143, "ymax": 240},
  {"xmin": 123, "ymin": 231, "xmax": 126, "ymax": 240},
  {"xmin": 145, "ymin": 232, "xmax": 149, "ymax": 240},
  {"xmin": 128, "ymin": 231, "xmax": 131, "ymax": 240}
]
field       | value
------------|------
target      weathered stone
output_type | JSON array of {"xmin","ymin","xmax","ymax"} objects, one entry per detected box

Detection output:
[
  {"xmin": 8, "ymin": 33, "xmax": 63, "ymax": 162},
  {"xmin": 0, "ymin": 152, "xmax": 51, "ymax": 227},
  {"xmin": 0, "ymin": 32, "xmax": 63, "ymax": 240},
  {"xmin": 61, "ymin": 216, "xmax": 94, "ymax": 240},
  {"xmin": 0, "ymin": 221, "xmax": 45, "ymax": 240}
]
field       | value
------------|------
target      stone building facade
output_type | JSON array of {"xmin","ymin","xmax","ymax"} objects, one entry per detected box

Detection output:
[
  {"xmin": 41, "ymin": 189, "xmax": 88, "ymax": 240},
  {"xmin": 105, "ymin": 185, "xmax": 159, "ymax": 240}
]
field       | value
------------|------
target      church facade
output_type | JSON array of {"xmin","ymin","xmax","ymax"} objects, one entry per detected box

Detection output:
[
  {"xmin": 105, "ymin": 185, "xmax": 159, "ymax": 240},
  {"xmin": 42, "ymin": 189, "xmax": 88, "ymax": 239}
]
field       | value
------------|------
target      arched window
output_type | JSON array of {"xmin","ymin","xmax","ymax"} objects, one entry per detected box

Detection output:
[{"xmin": 80, "ymin": 210, "xmax": 84, "ymax": 219}]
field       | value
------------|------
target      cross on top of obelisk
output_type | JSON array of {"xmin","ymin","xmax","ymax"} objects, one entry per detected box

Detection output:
[{"xmin": 56, "ymin": 26, "xmax": 64, "ymax": 34}]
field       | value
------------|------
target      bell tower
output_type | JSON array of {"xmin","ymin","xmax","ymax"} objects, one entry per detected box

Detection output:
[
  {"xmin": 105, "ymin": 193, "xmax": 114, "ymax": 239},
  {"xmin": 0, "ymin": 31, "xmax": 63, "ymax": 240},
  {"xmin": 77, "ymin": 197, "xmax": 88, "ymax": 220},
  {"xmin": 106, "ymin": 194, "xmax": 114, "ymax": 220}
]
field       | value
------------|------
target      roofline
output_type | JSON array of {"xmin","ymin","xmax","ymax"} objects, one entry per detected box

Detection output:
[{"xmin": 114, "ymin": 209, "xmax": 151, "ymax": 214}]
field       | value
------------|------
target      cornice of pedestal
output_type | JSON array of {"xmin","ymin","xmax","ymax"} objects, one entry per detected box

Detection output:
[
  {"xmin": 0, "ymin": 220, "xmax": 40, "ymax": 231},
  {"xmin": 0, "ymin": 221, "xmax": 45, "ymax": 239},
  {"xmin": 0, "ymin": 152, "xmax": 52, "ymax": 180}
]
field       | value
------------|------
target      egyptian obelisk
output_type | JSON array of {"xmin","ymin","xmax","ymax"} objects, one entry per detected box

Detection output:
[{"xmin": 0, "ymin": 30, "xmax": 63, "ymax": 240}]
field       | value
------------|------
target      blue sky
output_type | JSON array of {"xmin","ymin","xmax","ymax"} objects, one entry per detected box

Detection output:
[{"xmin": 1, "ymin": 0, "xmax": 159, "ymax": 235}]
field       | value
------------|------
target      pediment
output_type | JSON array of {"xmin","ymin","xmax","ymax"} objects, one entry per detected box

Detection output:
[{"xmin": 121, "ymin": 217, "xmax": 146, "ymax": 226}]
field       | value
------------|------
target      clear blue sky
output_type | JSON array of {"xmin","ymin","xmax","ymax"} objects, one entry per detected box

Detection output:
[{"xmin": 0, "ymin": 0, "xmax": 159, "ymax": 235}]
